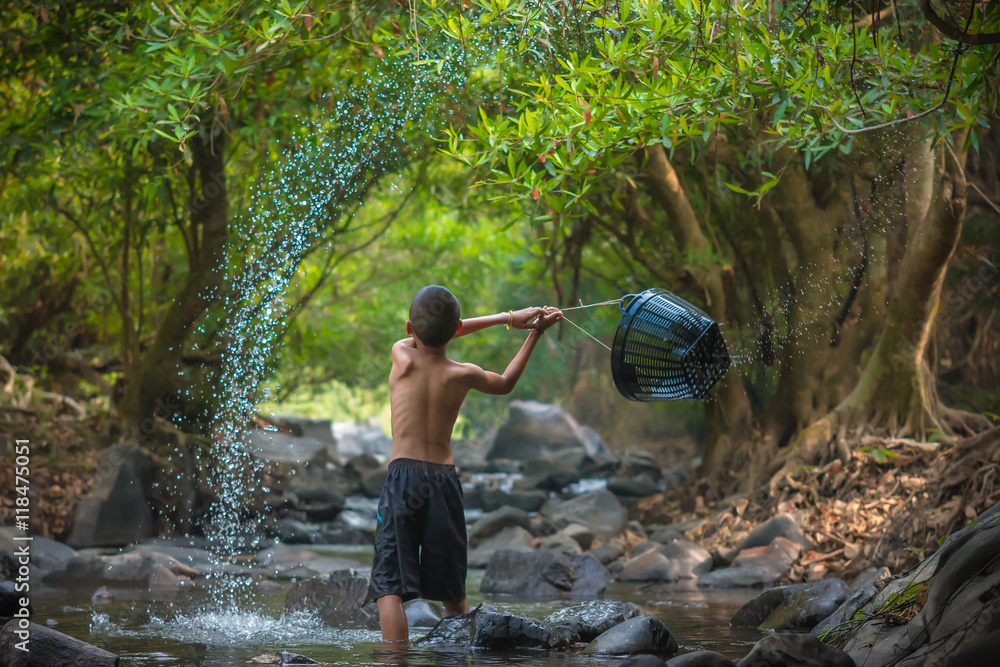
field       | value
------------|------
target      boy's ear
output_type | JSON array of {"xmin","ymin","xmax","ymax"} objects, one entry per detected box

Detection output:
[
  {"xmin": 405, "ymin": 320, "xmax": 414, "ymax": 336},
  {"xmin": 453, "ymin": 320, "xmax": 463, "ymax": 338}
]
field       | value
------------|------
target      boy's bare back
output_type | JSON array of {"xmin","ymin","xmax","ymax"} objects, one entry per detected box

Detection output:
[
  {"xmin": 387, "ymin": 293, "xmax": 562, "ymax": 465},
  {"xmin": 387, "ymin": 339, "xmax": 470, "ymax": 464}
]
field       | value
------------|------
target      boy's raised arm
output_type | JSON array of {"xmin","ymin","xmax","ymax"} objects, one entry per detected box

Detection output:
[
  {"xmin": 454, "ymin": 307, "xmax": 543, "ymax": 338},
  {"xmin": 465, "ymin": 309, "xmax": 562, "ymax": 395}
]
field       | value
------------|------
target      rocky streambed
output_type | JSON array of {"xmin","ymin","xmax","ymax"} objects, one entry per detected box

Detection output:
[{"xmin": 2, "ymin": 403, "xmax": 998, "ymax": 665}]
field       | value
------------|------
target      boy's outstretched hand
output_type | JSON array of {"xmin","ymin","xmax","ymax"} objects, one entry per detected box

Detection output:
[
  {"xmin": 510, "ymin": 307, "xmax": 544, "ymax": 329},
  {"xmin": 533, "ymin": 307, "xmax": 563, "ymax": 333}
]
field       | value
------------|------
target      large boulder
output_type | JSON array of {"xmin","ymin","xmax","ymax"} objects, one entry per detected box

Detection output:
[
  {"xmin": 283, "ymin": 570, "xmax": 377, "ymax": 628},
  {"xmin": 468, "ymin": 526, "xmax": 533, "ymax": 568},
  {"xmin": 730, "ymin": 579, "xmax": 851, "ymax": 632},
  {"xmin": 0, "ymin": 620, "xmax": 119, "ymax": 666},
  {"xmin": 740, "ymin": 513, "xmax": 812, "ymax": 551},
  {"xmin": 468, "ymin": 506, "xmax": 532, "ymax": 548},
  {"xmin": 480, "ymin": 549, "xmax": 609, "ymax": 598},
  {"xmin": 481, "ymin": 549, "xmax": 576, "ymax": 598},
  {"xmin": 486, "ymin": 401, "xmax": 612, "ymax": 462},
  {"xmin": 471, "ymin": 602, "xmax": 575, "ymax": 650},
  {"xmin": 542, "ymin": 490, "xmax": 626, "ymax": 541},
  {"xmin": 582, "ymin": 614, "xmax": 679, "ymax": 657},
  {"xmin": 544, "ymin": 600, "xmax": 641, "ymax": 642},
  {"xmin": 738, "ymin": 633, "xmax": 854, "ymax": 667},
  {"xmin": 480, "ymin": 489, "xmax": 548, "ymax": 513},
  {"xmin": 67, "ymin": 443, "xmax": 154, "ymax": 548}
]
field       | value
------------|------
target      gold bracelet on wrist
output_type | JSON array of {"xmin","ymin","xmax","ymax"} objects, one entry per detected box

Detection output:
[{"xmin": 506, "ymin": 310, "xmax": 513, "ymax": 330}]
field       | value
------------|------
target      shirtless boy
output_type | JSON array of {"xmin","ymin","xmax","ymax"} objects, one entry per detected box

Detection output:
[{"xmin": 368, "ymin": 285, "xmax": 562, "ymax": 641}]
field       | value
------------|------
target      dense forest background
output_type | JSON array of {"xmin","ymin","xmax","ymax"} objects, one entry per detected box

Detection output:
[{"xmin": 1, "ymin": 0, "xmax": 998, "ymax": 513}]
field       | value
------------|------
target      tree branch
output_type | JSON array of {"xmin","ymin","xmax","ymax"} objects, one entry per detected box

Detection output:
[{"xmin": 921, "ymin": 0, "xmax": 1000, "ymax": 45}]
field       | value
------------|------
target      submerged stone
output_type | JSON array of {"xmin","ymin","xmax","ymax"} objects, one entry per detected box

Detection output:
[
  {"xmin": 472, "ymin": 602, "xmax": 574, "ymax": 650},
  {"xmin": 582, "ymin": 614, "xmax": 678, "ymax": 657},
  {"xmin": 739, "ymin": 633, "xmax": 854, "ymax": 667},
  {"xmin": 544, "ymin": 600, "xmax": 640, "ymax": 642}
]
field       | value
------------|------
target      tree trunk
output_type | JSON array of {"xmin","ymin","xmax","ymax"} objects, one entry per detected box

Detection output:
[
  {"xmin": 789, "ymin": 128, "xmax": 987, "ymax": 464},
  {"xmin": 118, "ymin": 129, "xmax": 228, "ymax": 427},
  {"xmin": 642, "ymin": 146, "xmax": 753, "ymax": 472}
]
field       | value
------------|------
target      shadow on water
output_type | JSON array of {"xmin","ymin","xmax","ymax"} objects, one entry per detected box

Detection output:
[{"xmin": 33, "ymin": 554, "xmax": 764, "ymax": 666}]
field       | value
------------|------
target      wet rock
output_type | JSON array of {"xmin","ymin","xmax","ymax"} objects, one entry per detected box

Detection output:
[
  {"xmin": 582, "ymin": 614, "xmax": 678, "ymax": 657},
  {"xmin": 740, "ymin": 513, "xmax": 812, "ymax": 551},
  {"xmin": 697, "ymin": 537, "xmax": 801, "ymax": 588},
  {"xmin": 591, "ymin": 542, "xmax": 625, "ymax": 565},
  {"xmin": 539, "ymin": 533, "xmax": 582, "ymax": 554},
  {"xmin": 608, "ymin": 560, "xmax": 626, "ymax": 575},
  {"xmin": 544, "ymin": 600, "xmax": 640, "ymax": 641},
  {"xmin": 561, "ymin": 523, "xmax": 595, "ymax": 550},
  {"xmin": 838, "ymin": 620, "xmax": 910, "ymax": 667},
  {"xmin": 569, "ymin": 553, "xmax": 610, "ymax": 596},
  {"xmin": 813, "ymin": 572, "xmax": 891, "ymax": 639},
  {"xmin": 481, "ymin": 549, "xmax": 576, "ymax": 598},
  {"xmin": 607, "ymin": 473, "xmax": 659, "ymax": 498},
  {"xmin": 287, "ymin": 467, "xmax": 346, "ymax": 520},
  {"xmin": 906, "ymin": 513, "xmax": 1000, "ymax": 665},
  {"xmin": 417, "ymin": 612, "xmax": 475, "ymax": 645},
  {"xmin": 404, "ymin": 599, "xmax": 445, "ymax": 629},
  {"xmin": 67, "ymin": 443, "xmax": 154, "ymax": 548},
  {"xmin": 0, "ymin": 581, "xmax": 30, "ymax": 617},
  {"xmin": 468, "ymin": 506, "xmax": 532, "ymax": 548},
  {"xmin": 738, "ymin": 633, "xmax": 854, "ymax": 667},
  {"xmin": 0, "ymin": 620, "xmax": 119, "ymax": 666},
  {"xmin": 731, "ymin": 579, "xmax": 851, "ymax": 632},
  {"xmin": 665, "ymin": 651, "xmax": 735, "ymax": 666},
  {"xmin": 468, "ymin": 526, "xmax": 533, "ymax": 568},
  {"xmin": 481, "ymin": 489, "xmax": 547, "ymax": 513},
  {"xmin": 486, "ymin": 401, "xmax": 612, "ymax": 462},
  {"xmin": 542, "ymin": 490, "xmax": 626, "ymax": 541},
  {"xmin": 0, "ymin": 528, "xmax": 76, "ymax": 577},
  {"xmin": 472, "ymin": 602, "xmax": 574, "ymax": 650},
  {"xmin": 283, "ymin": 570, "xmax": 377, "ymax": 628}
]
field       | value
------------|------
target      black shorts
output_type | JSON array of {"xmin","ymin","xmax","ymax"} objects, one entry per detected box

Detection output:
[{"xmin": 368, "ymin": 458, "xmax": 467, "ymax": 603}]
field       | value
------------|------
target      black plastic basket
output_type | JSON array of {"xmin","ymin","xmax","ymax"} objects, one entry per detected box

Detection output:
[{"xmin": 611, "ymin": 288, "xmax": 731, "ymax": 401}]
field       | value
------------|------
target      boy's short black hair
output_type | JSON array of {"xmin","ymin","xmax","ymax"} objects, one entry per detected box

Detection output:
[{"xmin": 409, "ymin": 285, "xmax": 460, "ymax": 348}]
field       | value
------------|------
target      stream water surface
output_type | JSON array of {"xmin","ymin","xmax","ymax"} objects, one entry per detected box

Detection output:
[{"xmin": 32, "ymin": 545, "xmax": 765, "ymax": 666}]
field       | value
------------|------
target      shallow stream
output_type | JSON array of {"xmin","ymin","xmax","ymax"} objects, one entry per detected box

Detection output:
[{"xmin": 34, "ymin": 546, "xmax": 764, "ymax": 666}]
